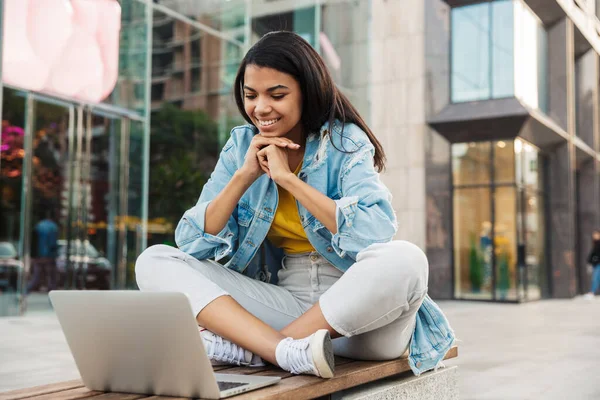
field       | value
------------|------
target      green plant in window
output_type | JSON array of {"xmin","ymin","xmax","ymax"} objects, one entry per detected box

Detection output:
[
  {"xmin": 469, "ymin": 233, "xmax": 484, "ymax": 292},
  {"xmin": 149, "ymin": 104, "xmax": 220, "ymax": 228},
  {"xmin": 497, "ymin": 250, "xmax": 510, "ymax": 299}
]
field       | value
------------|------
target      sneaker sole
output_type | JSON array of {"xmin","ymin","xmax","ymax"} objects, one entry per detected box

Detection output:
[{"xmin": 310, "ymin": 329, "xmax": 335, "ymax": 378}]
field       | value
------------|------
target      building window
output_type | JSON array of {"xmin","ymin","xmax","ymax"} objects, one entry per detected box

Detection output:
[
  {"xmin": 452, "ymin": 139, "xmax": 547, "ymax": 301},
  {"xmin": 451, "ymin": 0, "xmax": 547, "ymax": 111}
]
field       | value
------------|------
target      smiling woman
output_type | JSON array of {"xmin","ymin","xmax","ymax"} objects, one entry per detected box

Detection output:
[
  {"xmin": 242, "ymin": 67, "xmax": 303, "ymax": 143},
  {"xmin": 135, "ymin": 31, "xmax": 454, "ymax": 380}
]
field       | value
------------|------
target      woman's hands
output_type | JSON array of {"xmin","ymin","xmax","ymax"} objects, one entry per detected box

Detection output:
[
  {"xmin": 257, "ymin": 144, "xmax": 300, "ymax": 184},
  {"xmin": 239, "ymin": 135, "xmax": 300, "ymax": 182}
]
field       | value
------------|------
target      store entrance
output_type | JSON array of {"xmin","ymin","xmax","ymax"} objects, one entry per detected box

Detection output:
[{"xmin": 0, "ymin": 88, "xmax": 133, "ymax": 315}]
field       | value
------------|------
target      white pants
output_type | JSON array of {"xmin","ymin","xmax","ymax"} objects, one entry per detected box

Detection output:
[{"xmin": 135, "ymin": 241, "xmax": 428, "ymax": 361}]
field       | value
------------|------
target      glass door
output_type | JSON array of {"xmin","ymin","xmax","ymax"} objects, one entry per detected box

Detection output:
[
  {"xmin": 18, "ymin": 95, "xmax": 76, "ymax": 314},
  {"xmin": 80, "ymin": 108, "xmax": 131, "ymax": 291}
]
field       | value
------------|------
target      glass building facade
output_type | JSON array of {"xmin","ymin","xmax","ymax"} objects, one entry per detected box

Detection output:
[
  {"xmin": 0, "ymin": 0, "xmax": 369, "ymax": 316},
  {"xmin": 451, "ymin": 0, "xmax": 548, "ymax": 111},
  {"xmin": 428, "ymin": 0, "xmax": 600, "ymax": 302}
]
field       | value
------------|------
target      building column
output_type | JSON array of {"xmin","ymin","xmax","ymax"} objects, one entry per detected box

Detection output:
[
  {"xmin": 546, "ymin": 19, "xmax": 578, "ymax": 298},
  {"xmin": 577, "ymin": 159, "xmax": 600, "ymax": 293},
  {"xmin": 424, "ymin": 0, "xmax": 452, "ymax": 299},
  {"xmin": 371, "ymin": 0, "xmax": 427, "ymax": 250},
  {"xmin": 547, "ymin": 143, "xmax": 577, "ymax": 297}
]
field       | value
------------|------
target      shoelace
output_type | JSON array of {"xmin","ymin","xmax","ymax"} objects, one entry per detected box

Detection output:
[
  {"xmin": 205, "ymin": 332, "xmax": 247, "ymax": 365},
  {"xmin": 280, "ymin": 336, "xmax": 313, "ymax": 375}
]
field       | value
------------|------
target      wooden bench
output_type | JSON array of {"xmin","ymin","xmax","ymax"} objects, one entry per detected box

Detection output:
[{"xmin": 0, "ymin": 347, "xmax": 457, "ymax": 400}]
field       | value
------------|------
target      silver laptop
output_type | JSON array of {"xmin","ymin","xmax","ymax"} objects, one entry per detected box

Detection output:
[{"xmin": 49, "ymin": 291, "xmax": 280, "ymax": 399}]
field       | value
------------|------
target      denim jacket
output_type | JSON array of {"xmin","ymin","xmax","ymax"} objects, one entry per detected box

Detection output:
[{"xmin": 175, "ymin": 121, "xmax": 454, "ymax": 375}]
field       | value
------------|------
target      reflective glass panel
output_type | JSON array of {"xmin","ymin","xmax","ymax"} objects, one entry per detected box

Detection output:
[
  {"xmin": 451, "ymin": 3, "xmax": 491, "ymax": 102},
  {"xmin": 517, "ymin": 140, "xmax": 543, "ymax": 191},
  {"xmin": 494, "ymin": 140, "xmax": 515, "ymax": 183},
  {"xmin": 321, "ymin": 1, "xmax": 370, "ymax": 116},
  {"xmin": 494, "ymin": 186, "xmax": 518, "ymax": 301},
  {"xmin": 514, "ymin": 1, "xmax": 547, "ymax": 110},
  {"xmin": 0, "ymin": 88, "xmax": 26, "ymax": 315},
  {"xmin": 454, "ymin": 188, "xmax": 493, "ymax": 299},
  {"xmin": 148, "ymin": 8, "xmax": 246, "ymax": 245},
  {"xmin": 107, "ymin": 1, "xmax": 149, "ymax": 114},
  {"xmin": 154, "ymin": 0, "xmax": 246, "ymax": 42},
  {"xmin": 27, "ymin": 101, "xmax": 72, "ymax": 301},
  {"xmin": 575, "ymin": 50, "xmax": 595, "ymax": 148},
  {"xmin": 491, "ymin": 0, "xmax": 514, "ymax": 98},
  {"xmin": 125, "ymin": 120, "xmax": 145, "ymax": 289},
  {"xmin": 452, "ymin": 142, "xmax": 492, "ymax": 185},
  {"xmin": 537, "ymin": 23, "xmax": 548, "ymax": 113},
  {"xmin": 525, "ymin": 191, "xmax": 546, "ymax": 300}
]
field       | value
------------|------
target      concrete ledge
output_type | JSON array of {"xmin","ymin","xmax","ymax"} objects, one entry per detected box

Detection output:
[{"xmin": 331, "ymin": 366, "xmax": 459, "ymax": 400}]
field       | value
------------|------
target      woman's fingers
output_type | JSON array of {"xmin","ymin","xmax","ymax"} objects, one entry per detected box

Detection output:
[
  {"xmin": 253, "ymin": 136, "xmax": 300, "ymax": 149},
  {"xmin": 257, "ymin": 147, "xmax": 271, "ymax": 177},
  {"xmin": 260, "ymin": 161, "xmax": 270, "ymax": 178}
]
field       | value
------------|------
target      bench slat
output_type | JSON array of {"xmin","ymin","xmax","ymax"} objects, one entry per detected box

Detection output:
[
  {"xmin": 218, "ymin": 366, "xmax": 272, "ymax": 375},
  {"xmin": 82, "ymin": 394, "xmax": 146, "ymax": 400},
  {"xmin": 19, "ymin": 386, "xmax": 102, "ymax": 400},
  {"xmin": 0, "ymin": 380, "xmax": 84, "ymax": 400}
]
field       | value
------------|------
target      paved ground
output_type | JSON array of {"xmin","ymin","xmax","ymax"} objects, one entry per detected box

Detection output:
[{"xmin": 0, "ymin": 294, "xmax": 599, "ymax": 399}]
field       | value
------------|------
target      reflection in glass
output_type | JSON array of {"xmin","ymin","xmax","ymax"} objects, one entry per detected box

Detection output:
[
  {"xmin": 27, "ymin": 101, "xmax": 70, "ymax": 297},
  {"xmin": 148, "ymin": 6, "xmax": 247, "ymax": 245},
  {"xmin": 494, "ymin": 186, "xmax": 517, "ymax": 301},
  {"xmin": 452, "ymin": 142, "xmax": 491, "ymax": 185},
  {"xmin": 516, "ymin": 139, "xmax": 542, "ymax": 191},
  {"xmin": 494, "ymin": 140, "xmax": 515, "ymax": 183},
  {"xmin": 126, "ymin": 120, "xmax": 145, "ymax": 289},
  {"xmin": 81, "ymin": 112, "xmax": 121, "ymax": 291},
  {"xmin": 0, "ymin": 89, "xmax": 26, "ymax": 244},
  {"xmin": 452, "ymin": 139, "xmax": 547, "ymax": 301},
  {"xmin": 491, "ymin": 1, "xmax": 515, "ymax": 98},
  {"xmin": 451, "ymin": 2, "xmax": 491, "ymax": 102},
  {"xmin": 321, "ymin": 0, "xmax": 370, "ymax": 116},
  {"xmin": 575, "ymin": 50, "xmax": 595, "ymax": 148},
  {"xmin": 525, "ymin": 192, "xmax": 545, "ymax": 300},
  {"xmin": 451, "ymin": 0, "xmax": 547, "ymax": 107},
  {"xmin": 514, "ymin": 1, "xmax": 547, "ymax": 110},
  {"xmin": 454, "ymin": 188, "xmax": 492, "ymax": 299},
  {"xmin": 451, "ymin": 0, "xmax": 515, "ymax": 102},
  {"xmin": 0, "ymin": 88, "xmax": 26, "ymax": 315},
  {"xmin": 110, "ymin": 1, "xmax": 149, "ymax": 113}
]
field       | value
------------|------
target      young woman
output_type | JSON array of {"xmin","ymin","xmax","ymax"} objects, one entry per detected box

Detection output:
[{"xmin": 135, "ymin": 31, "xmax": 453, "ymax": 378}]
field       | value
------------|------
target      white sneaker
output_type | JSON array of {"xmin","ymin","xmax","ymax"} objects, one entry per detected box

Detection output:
[
  {"xmin": 583, "ymin": 292, "xmax": 595, "ymax": 300},
  {"xmin": 275, "ymin": 329, "xmax": 335, "ymax": 378},
  {"xmin": 199, "ymin": 329, "xmax": 264, "ymax": 367}
]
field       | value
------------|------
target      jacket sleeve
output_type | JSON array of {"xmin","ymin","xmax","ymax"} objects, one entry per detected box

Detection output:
[
  {"xmin": 331, "ymin": 144, "xmax": 398, "ymax": 258},
  {"xmin": 587, "ymin": 246, "xmax": 599, "ymax": 264},
  {"xmin": 174, "ymin": 138, "xmax": 239, "ymax": 261}
]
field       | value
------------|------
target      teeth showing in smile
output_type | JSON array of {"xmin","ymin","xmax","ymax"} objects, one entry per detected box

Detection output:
[{"xmin": 258, "ymin": 118, "xmax": 280, "ymax": 127}]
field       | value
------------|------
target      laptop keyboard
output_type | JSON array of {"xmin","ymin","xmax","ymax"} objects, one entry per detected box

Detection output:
[{"xmin": 217, "ymin": 381, "xmax": 250, "ymax": 391}]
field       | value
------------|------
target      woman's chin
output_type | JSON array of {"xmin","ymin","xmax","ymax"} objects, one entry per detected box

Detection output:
[{"xmin": 258, "ymin": 129, "xmax": 283, "ymax": 137}]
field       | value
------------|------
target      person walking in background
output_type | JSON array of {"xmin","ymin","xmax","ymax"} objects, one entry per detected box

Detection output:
[
  {"xmin": 584, "ymin": 230, "xmax": 600, "ymax": 300},
  {"xmin": 26, "ymin": 210, "xmax": 58, "ymax": 294}
]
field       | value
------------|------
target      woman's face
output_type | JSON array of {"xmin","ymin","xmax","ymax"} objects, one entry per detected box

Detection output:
[
  {"xmin": 593, "ymin": 232, "xmax": 600, "ymax": 241},
  {"xmin": 242, "ymin": 65, "xmax": 303, "ymax": 140}
]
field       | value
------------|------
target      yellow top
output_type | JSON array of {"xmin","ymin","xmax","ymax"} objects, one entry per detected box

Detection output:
[{"xmin": 266, "ymin": 162, "xmax": 316, "ymax": 254}]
